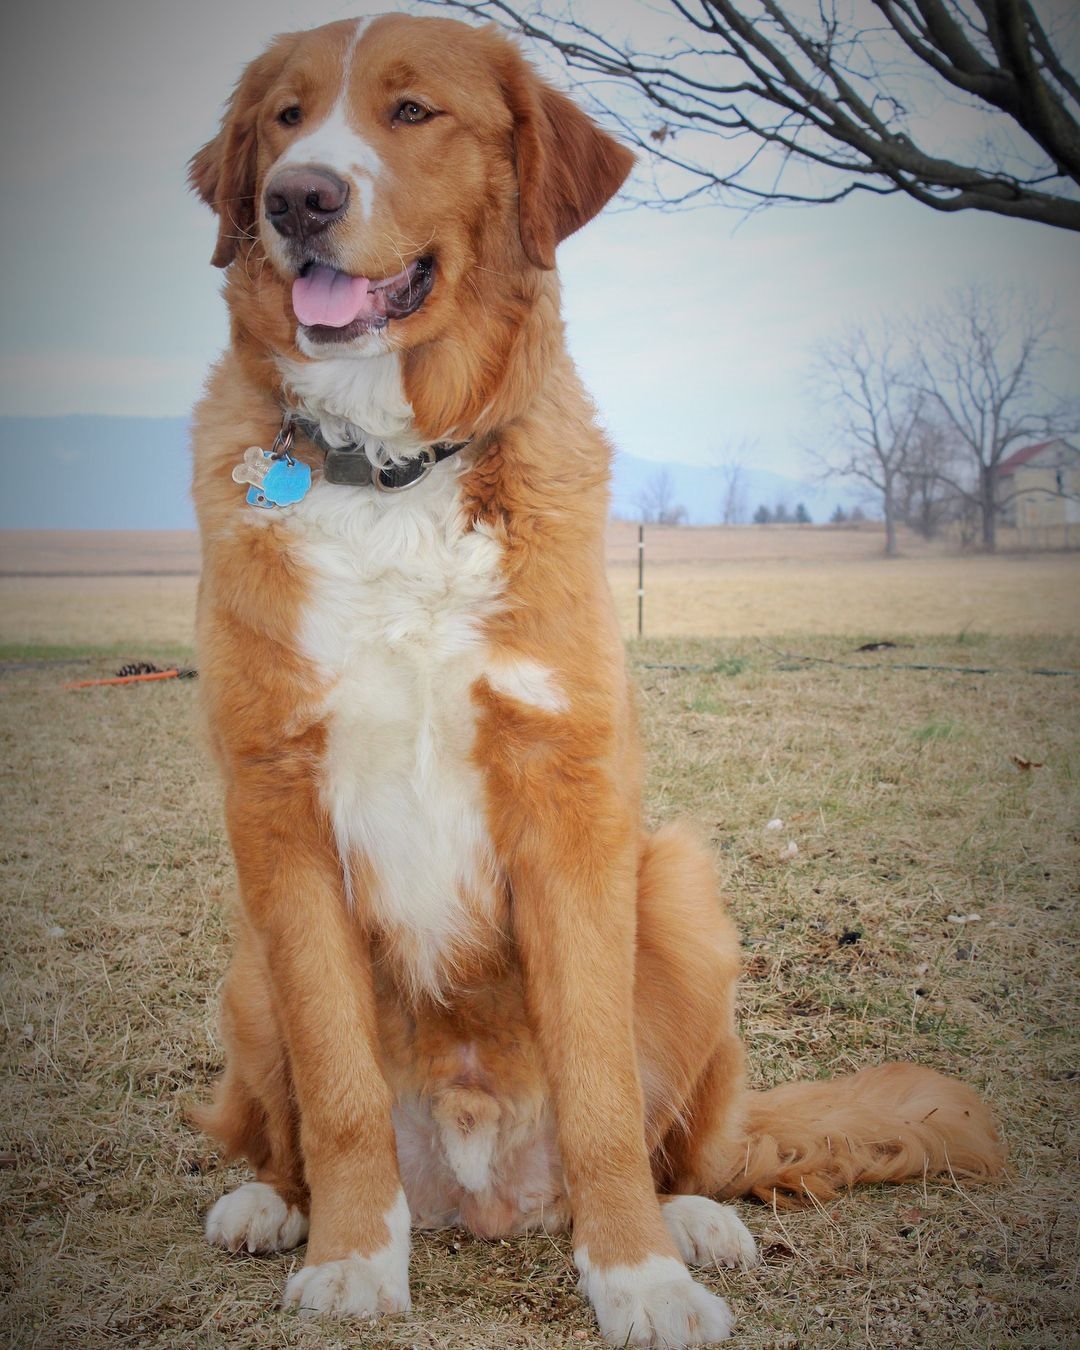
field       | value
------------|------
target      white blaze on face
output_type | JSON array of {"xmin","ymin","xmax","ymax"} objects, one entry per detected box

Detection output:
[{"xmin": 267, "ymin": 19, "xmax": 384, "ymax": 226}]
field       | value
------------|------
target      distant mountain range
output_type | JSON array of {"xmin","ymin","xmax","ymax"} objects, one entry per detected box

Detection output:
[
  {"xmin": 609, "ymin": 449, "xmax": 858, "ymax": 526},
  {"xmin": 0, "ymin": 416, "xmax": 194, "ymax": 530},
  {"xmin": 0, "ymin": 415, "xmax": 860, "ymax": 529}
]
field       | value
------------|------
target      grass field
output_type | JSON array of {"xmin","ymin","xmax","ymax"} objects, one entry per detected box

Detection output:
[
  {"xmin": 2, "ymin": 528, "xmax": 1078, "ymax": 1347},
  {"xmin": 604, "ymin": 522, "xmax": 1080, "ymax": 638}
]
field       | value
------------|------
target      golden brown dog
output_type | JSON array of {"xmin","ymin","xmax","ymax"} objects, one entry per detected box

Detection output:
[{"xmin": 189, "ymin": 15, "xmax": 1003, "ymax": 1345}]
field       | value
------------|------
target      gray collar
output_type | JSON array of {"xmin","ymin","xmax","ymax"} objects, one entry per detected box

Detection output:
[{"xmin": 291, "ymin": 414, "xmax": 472, "ymax": 493}]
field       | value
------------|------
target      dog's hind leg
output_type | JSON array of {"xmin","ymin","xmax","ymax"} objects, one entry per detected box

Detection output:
[
  {"xmin": 635, "ymin": 830, "xmax": 1004, "ymax": 1211},
  {"xmin": 633, "ymin": 825, "xmax": 757, "ymax": 1268},
  {"xmin": 195, "ymin": 911, "xmax": 309, "ymax": 1254},
  {"xmin": 634, "ymin": 824, "xmax": 745, "ymax": 1174}
]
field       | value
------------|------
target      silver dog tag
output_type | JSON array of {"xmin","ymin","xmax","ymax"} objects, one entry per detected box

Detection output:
[{"xmin": 324, "ymin": 447, "xmax": 376, "ymax": 487}]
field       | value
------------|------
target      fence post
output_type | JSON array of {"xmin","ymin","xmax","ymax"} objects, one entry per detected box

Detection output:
[{"xmin": 637, "ymin": 523, "xmax": 644, "ymax": 639}]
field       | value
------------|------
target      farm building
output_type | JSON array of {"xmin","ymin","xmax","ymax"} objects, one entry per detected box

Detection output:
[{"xmin": 995, "ymin": 437, "xmax": 1080, "ymax": 548}]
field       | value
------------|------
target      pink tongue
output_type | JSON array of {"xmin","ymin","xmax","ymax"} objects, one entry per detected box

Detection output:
[{"xmin": 292, "ymin": 265, "xmax": 374, "ymax": 328}]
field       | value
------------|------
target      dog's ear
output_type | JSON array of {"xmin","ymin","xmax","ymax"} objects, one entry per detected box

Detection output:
[
  {"xmin": 189, "ymin": 37, "xmax": 297, "ymax": 268},
  {"xmin": 501, "ymin": 54, "xmax": 635, "ymax": 270}
]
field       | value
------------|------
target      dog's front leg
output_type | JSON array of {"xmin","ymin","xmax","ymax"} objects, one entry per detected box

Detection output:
[
  {"xmin": 509, "ymin": 802, "xmax": 735, "ymax": 1348},
  {"xmin": 225, "ymin": 772, "xmax": 410, "ymax": 1323}
]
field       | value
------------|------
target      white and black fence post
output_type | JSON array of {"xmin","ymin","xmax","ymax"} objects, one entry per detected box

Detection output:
[{"xmin": 637, "ymin": 523, "xmax": 644, "ymax": 639}]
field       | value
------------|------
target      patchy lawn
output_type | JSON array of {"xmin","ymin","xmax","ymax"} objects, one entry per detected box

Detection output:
[{"xmin": 1, "ymin": 632, "xmax": 1077, "ymax": 1347}]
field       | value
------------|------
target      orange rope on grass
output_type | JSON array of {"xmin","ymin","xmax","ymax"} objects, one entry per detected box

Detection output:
[{"xmin": 65, "ymin": 669, "xmax": 188, "ymax": 689}]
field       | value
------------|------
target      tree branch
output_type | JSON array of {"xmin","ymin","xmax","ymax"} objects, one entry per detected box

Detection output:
[{"xmin": 431, "ymin": 0, "xmax": 1080, "ymax": 230}]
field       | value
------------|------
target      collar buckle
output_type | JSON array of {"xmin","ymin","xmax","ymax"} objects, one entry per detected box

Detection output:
[{"xmin": 373, "ymin": 445, "xmax": 437, "ymax": 493}]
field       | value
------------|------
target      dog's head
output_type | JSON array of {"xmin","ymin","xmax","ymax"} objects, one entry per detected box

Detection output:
[{"xmin": 191, "ymin": 14, "xmax": 632, "ymax": 426}]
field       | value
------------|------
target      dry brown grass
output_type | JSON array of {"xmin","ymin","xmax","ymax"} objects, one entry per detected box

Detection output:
[
  {"xmin": 611, "ymin": 555, "xmax": 1080, "ymax": 639},
  {"xmin": 604, "ymin": 523, "xmax": 1080, "ymax": 638},
  {"xmin": 1, "ymin": 533, "xmax": 1078, "ymax": 1347},
  {"xmin": 0, "ymin": 576, "xmax": 199, "ymax": 650}
]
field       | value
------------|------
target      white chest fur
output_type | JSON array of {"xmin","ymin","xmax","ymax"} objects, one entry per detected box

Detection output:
[{"xmin": 287, "ymin": 463, "xmax": 505, "ymax": 995}]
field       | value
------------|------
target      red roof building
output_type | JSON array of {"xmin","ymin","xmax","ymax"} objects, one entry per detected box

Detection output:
[{"xmin": 994, "ymin": 437, "xmax": 1080, "ymax": 542}]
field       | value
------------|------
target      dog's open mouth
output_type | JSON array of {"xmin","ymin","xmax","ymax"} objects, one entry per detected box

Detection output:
[{"xmin": 292, "ymin": 257, "xmax": 434, "ymax": 342}]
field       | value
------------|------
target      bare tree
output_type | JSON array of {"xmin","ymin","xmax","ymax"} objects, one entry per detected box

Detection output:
[
  {"xmin": 436, "ymin": 0, "xmax": 1080, "ymax": 231},
  {"xmin": 636, "ymin": 467, "xmax": 688, "ymax": 524},
  {"xmin": 717, "ymin": 454, "xmax": 749, "ymax": 524},
  {"xmin": 896, "ymin": 413, "xmax": 963, "ymax": 538},
  {"xmin": 813, "ymin": 327, "xmax": 926, "ymax": 555},
  {"xmin": 910, "ymin": 285, "xmax": 1074, "ymax": 549}
]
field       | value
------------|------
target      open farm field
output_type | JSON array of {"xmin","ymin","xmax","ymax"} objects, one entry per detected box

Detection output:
[
  {"xmin": 0, "ymin": 530, "xmax": 200, "ymax": 576},
  {"xmin": 2, "ymin": 526, "xmax": 1077, "ymax": 646},
  {"xmin": 605, "ymin": 522, "xmax": 1080, "ymax": 638},
  {"xmin": 610, "ymin": 553, "xmax": 1080, "ymax": 639}
]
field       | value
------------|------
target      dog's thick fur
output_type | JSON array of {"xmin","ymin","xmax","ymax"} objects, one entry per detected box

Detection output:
[{"xmin": 189, "ymin": 15, "xmax": 1004, "ymax": 1345}]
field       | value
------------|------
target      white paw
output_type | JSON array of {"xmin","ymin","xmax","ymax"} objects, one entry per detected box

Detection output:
[
  {"xmin": 576, "ymin": 1249, "xmax": 735, "ymax": 1347},
  {"xmin": 281, "ymin": 1190, "xmax": 411, "ymax": 1320},
  {"xmin": 205, "ymin": 1181, "xmax": 308, "ymax": 1254},
  {"xmin": 662, "ymin": 1195, "xmax": 758, "ymax": 1270},
  {"xmin": 282, "ymin": 1254, "xmax": 411, "ymax": 1320}
]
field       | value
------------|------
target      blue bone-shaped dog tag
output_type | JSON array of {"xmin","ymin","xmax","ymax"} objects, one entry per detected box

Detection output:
[{"xmin": 232, "ymin": 446, "xmax": 311, "ymax": 509}]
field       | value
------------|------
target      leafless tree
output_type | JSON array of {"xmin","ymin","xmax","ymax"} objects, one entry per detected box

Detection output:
[
  {"xmin": 910, "ymin": 285, "xmax": 1074, "ymax": 549},
  {"xmin": 813, "ymin": 327, "xmax": 927, "ymax": 555},
  {"xmin": 636, "ymin": 466, "xmax": 688, "ymax": 523},
  {"xmin": 435, "ymin": 0, "xmax": 1080, "ymax": 230},
  {"xmin": 895, "ymin": 413, "xmax": 963, "ymax": 538},
  {"xmin": 716, "ymin": 451, "xmax": 750, "ymax": 524}
]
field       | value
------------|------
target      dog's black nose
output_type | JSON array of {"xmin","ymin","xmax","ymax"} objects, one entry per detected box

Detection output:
[{"xmin": 264, "ymin": 167, "xmax": 350, "ymax": 240}]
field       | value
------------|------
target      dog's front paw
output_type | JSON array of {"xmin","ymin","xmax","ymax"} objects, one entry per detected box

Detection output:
[
  {"xmin": 662, "ymin": 1195, "xmax": 758, "ymax": 1270},
  {"xmin": 282, "ymin": 1254, "xmax": 411, "ymax": 1320},
  {"xmin": 576, "ymin": 1249, "xmax": 734, "ymax": 1347},
  {"xmin": 205, "ymin": 1181, "xmax": 308, "ymax": 1254},
  {"xmin": 282, "ymin": 1189, "xmax": 411, "ymax": 1321}
]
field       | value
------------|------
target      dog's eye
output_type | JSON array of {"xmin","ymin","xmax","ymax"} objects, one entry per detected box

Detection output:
[
  {"xmin": 279, "ymin": 106, "xmax": 302, "ymax": 127},
  {"xmin": 395, "ymin": 101, "xmax": 431, "ymax": 125}
]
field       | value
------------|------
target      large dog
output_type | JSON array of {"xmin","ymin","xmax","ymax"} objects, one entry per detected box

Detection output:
[{"xmin": 189, "ymin": 15, "xmax": 1003, "ymax": 1345}]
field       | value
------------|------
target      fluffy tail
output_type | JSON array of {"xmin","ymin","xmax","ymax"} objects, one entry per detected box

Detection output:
[{"xmin": 721, "ymin": 1062, "xmax": 1005, "ymax": 1206}]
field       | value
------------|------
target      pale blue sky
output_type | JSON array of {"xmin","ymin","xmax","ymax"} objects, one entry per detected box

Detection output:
[{"xmin": 2, "ymin": 0, "xmax": 1077, "ymax": 479}]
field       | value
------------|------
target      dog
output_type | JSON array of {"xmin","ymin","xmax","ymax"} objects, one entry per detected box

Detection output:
[{"xmin": 188, "ymin": 15, "xmax": 1004, "ymax": 1346}]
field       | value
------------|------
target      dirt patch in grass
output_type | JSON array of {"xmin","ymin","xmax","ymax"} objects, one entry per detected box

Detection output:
[{"xmin": 2, "ymin": 629, "xmax": 1078, "ymax": 1346}]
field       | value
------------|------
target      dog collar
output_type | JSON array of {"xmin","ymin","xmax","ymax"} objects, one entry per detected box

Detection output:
[
  {"xmin": 232, "ymin": 412, "xmax": 472, "ymax": 509},
  {"xmin": 292, "ymin": 414, "xmax": 472, "ymax": 493}
]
